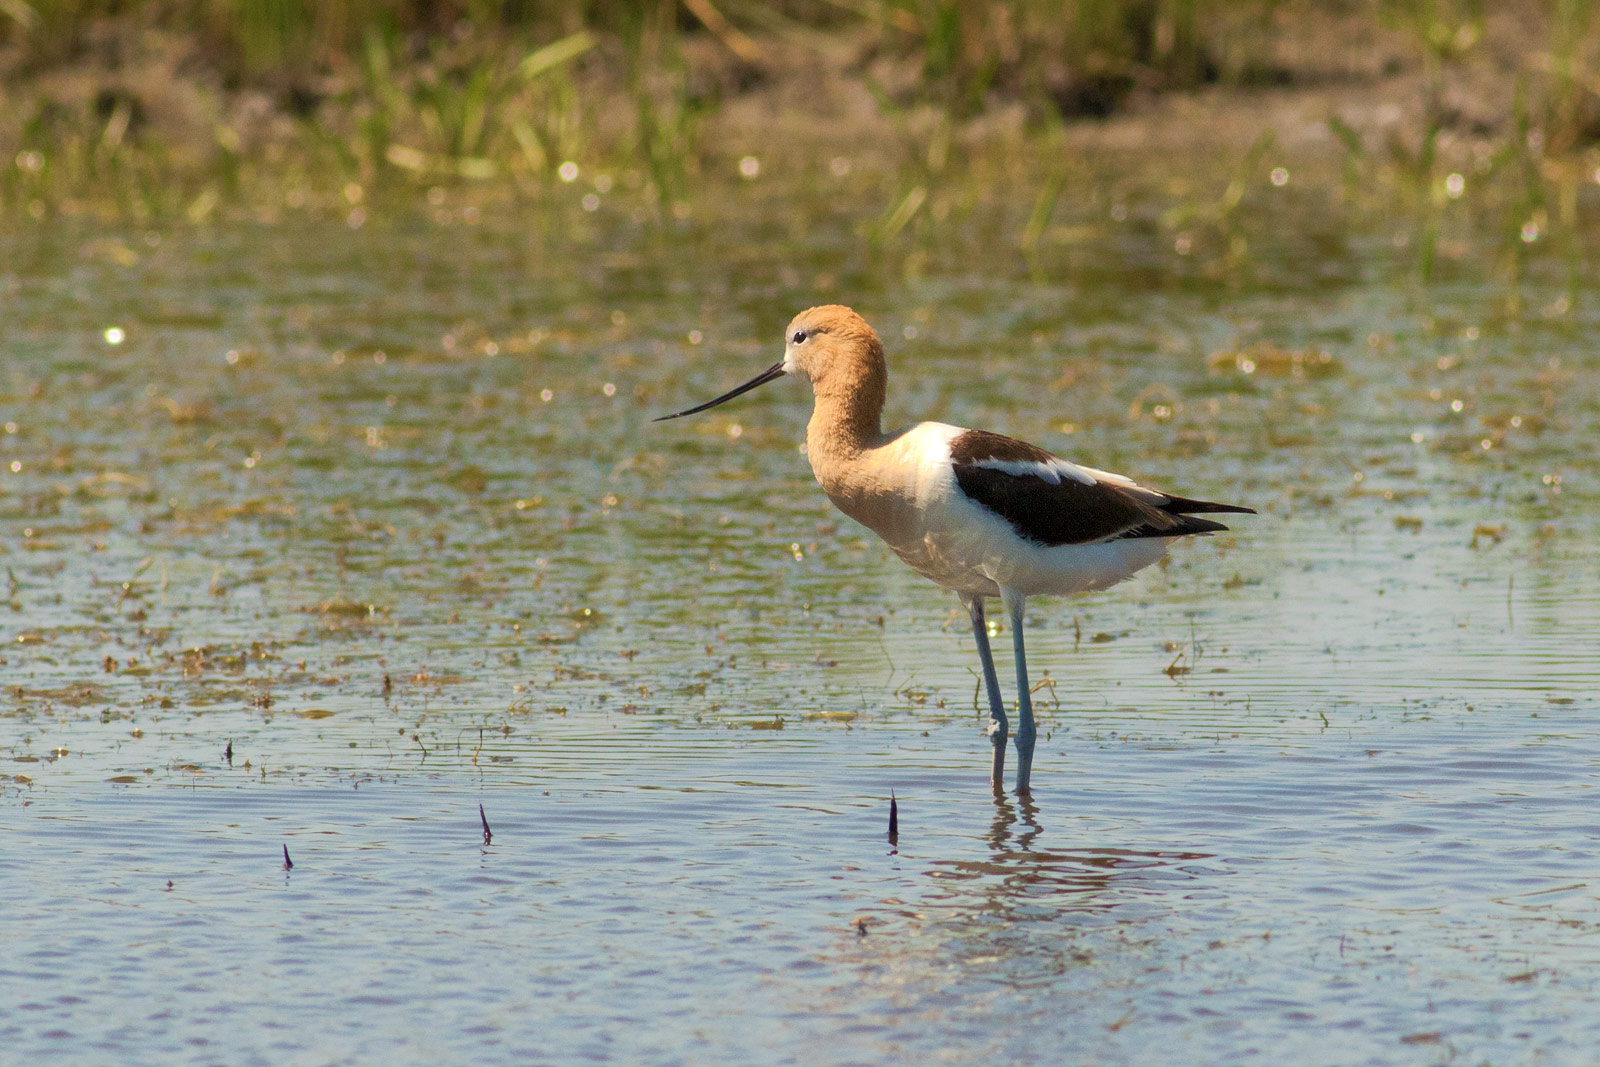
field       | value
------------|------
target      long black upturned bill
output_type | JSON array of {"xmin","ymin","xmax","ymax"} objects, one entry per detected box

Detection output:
[{"xmin": 653, "ymin": 361, "xmax": 786, "ymax": 421}]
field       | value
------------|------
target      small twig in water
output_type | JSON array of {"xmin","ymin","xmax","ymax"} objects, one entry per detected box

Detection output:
[
  {"xmin": 875, "ymin": 632, "xmax": 896, "ymax": 691},
  {"xmin": 1164, "ymin": 650, "xmax": 1191, "ymax": 678},
  {"xmin": 224, "ymin": 740, "xmax": 233, "ymax": 767},
  {"xmin": 117, "ymin": 556, "xmax": 154, "ymax": 608},
  {"xmin": 479, "ymin": 803, "xmax": 493, "ymax": 845},
  {"xmin": 1030, "ymin": 673, "xmax": 1060, "ymax": 709},
  {"xmin": 282, "ymin": 844, "xmax": 293, "ymax": 871},
  {"xmin": 888, "ymin": 791, "xmax": 899, "ymax": 842}
]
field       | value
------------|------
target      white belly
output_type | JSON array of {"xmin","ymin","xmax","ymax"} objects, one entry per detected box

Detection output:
[{"xmin": 884, "ymin": 501, "xmax": 1171, "ymax": 598}]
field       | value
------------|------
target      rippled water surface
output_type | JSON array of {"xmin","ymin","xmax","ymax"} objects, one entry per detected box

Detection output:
[{"xmin": 4, "ymin": 180, "xmax": 1599, "ymax": 1064}]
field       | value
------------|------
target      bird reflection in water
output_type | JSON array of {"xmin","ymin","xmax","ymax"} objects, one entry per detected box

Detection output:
[
  {"xmin": 841, "ymin": 795, "xmax": 1222, "ymax": 992},
  {"xmin": 988, "ymin": 790, "xmax": 1044, "ymax": 856},
  {"xmin": 923, "ymin": 793, "xmax": 1217, "ymax": 921}
]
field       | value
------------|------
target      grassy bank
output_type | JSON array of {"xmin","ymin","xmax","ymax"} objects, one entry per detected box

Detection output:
[{"xmin": 1, "ymin": 0, "xmax": 1598, "ymax": 295}]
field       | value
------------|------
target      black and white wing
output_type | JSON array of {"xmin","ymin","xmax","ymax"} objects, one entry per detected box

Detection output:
[{"xmin": 948, "ymin": 430, "xmax": 1254, "ymax": 546}]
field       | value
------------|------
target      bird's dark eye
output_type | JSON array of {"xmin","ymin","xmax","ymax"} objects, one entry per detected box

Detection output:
[{"xmin": 791, "ymin": 330, "xmax": 807, "ymax": 344}]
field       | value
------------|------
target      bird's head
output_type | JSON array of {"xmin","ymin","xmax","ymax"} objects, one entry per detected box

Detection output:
[
  {"xmin": 780, "ymin": 305, "xmax": 884, "ymax": 393},
  {"xmin": 654, "ymin": 304, "xmax": 885, "ymax": 422}
]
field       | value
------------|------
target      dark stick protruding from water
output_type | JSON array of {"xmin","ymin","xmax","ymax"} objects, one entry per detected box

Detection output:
[
  {"xmin": 888, "ymin": 791, "xmax": 899, "ymax": 842},
  {"xmin": 479, "ymin": 803, "xmax": 493, "ymax": 846},
  {"xmin": 225, "ymin": 740, "xmax": 233, "ymax": 767},
  {"xmin": 282, "ymin": 844, "xmax": 293, "ymax": 871}
]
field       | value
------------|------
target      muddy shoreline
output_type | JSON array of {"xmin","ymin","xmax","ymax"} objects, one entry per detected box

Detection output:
[{"xmin": 4, "ymin": 6, "xmax": 1596, "ymax": 222}]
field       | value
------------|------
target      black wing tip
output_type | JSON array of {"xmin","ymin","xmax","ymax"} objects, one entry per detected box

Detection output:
[
  {"xmin": 1169, "ymin": 514, "xmax": 1233, "ymax": 536},
  {"xmin": 1117, "ymin": 514, "xmax": 1233, "ymax": 540},
  {"xmin": 1161, "ymin": 497, "xmax": 1256, "ymax": 517},
  {"xmin": 1185, "ymin": 516, "xmax": 1232, "ymax": 534}
]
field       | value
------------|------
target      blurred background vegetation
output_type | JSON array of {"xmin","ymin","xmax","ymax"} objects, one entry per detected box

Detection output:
[{"xmin": 1, "ymin": 0, "xmax": 1598, "ymax": 286}]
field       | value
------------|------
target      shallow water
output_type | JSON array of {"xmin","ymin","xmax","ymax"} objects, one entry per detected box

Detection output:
[{"xmin": 4, "ymin": 175, "xmax": 1599, "ymax": 1063}]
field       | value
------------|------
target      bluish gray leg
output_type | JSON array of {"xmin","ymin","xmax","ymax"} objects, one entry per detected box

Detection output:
[
  {"xmin": 962, "ymin": 592, "xmax": 1007, "ymax": 794},
  {"xmin": 1002, "ymin": 587, "xmax": 1036, "ymax": 794}
]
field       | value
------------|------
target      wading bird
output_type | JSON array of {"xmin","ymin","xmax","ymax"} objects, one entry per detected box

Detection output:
[{"xmin": 656, "ymin": 306, "xmax": 1253, "ymax": 793}]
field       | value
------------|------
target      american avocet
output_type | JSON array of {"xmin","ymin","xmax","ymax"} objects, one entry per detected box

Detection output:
[{"xmin": 657, "ymin": 305, "xmax": 1253, "ymax": 794}]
